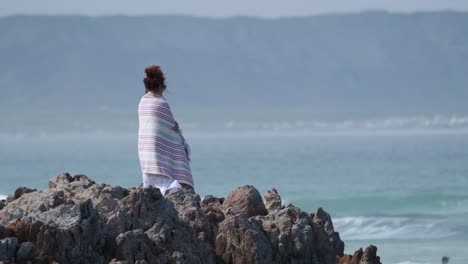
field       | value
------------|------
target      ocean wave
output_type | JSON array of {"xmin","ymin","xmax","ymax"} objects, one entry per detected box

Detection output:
[
  {"xmin": 2, "ymin": 115, "xmax": 468, "ymax": 140},
  {"xmin": 333, "ymin": 215, "xmax": 458, "ymax": 240},
  {"xmin": 0, "ymin": 194, "xmax": 6, "ymax": 200},
  {"xmin": 0, "ymin": 131, "xmax": 137, "ymax": 141},
  {"xmin": 215, "ymin": 115, "xmax": 468, "ymax": 131}
]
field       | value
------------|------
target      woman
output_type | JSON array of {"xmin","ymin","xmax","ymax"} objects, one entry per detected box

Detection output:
[{"xmin": 138, "ymin": 65, "xmax": 194, "ymax": 196}]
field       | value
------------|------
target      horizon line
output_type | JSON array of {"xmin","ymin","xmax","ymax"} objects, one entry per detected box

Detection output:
[{"xmin": 1, "ymin": 8, "xmax": 467, "ymax": 20}]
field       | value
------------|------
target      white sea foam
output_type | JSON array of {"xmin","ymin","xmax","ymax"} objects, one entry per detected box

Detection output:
[
  {"xmin": 1, "ymin": 114, "xmax": 468, "ymax": 141},
  {"xmin": 218, "ymin": 115, "xmax": 468, "ymax": 131},
  {"xmin": 0, "ymin": 194, "xmax": 6, "ymax": 200},
  {"xmin": 333, "ymin": 216, "xmax": 456, "ymax": 240}
]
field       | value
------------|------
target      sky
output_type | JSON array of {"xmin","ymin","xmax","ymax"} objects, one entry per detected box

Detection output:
[{"xmin": 2, "ymin": 0, "xmax": 468, "ymax": 17}]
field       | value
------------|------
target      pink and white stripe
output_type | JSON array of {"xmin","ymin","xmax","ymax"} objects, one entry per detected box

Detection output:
[{"xmin": 138, "ymin": 92, "xmax": 194, "ymax": 187}]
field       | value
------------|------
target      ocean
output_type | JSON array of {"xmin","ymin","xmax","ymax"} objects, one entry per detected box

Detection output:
[{"xmin": 1, "ymin": 118, "xmax": 467, "ymax": 264}]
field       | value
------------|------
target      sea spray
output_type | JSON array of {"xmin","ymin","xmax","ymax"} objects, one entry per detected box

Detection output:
[{"xmin": 333, "ymin": 215, "xmax": 459, "ymax": 240}]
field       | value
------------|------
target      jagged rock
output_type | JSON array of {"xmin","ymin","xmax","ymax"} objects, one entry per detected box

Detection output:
[
  {"xmin": 216, "ymin": 214, "xmax": 273, "ymax": 263},
  {"xmin": 166, "ymin": 189, "xmax": 215, "ymax": 244},
  {"xmin": 223, "ymin": 185, "xmax": 268, "ymax": 217},
  {"xmin": 49, "ymin": 174, "xmax": 129, "ymax": 220},
  {"xmin": 257, "ymin": 205, "xmax": 318, "ymax": 263},
  {"xmin": 201, "ymin": 195, "xmax": 225, "ymax": 224},
  {"xmin": 312, "ymin": 208, "xmax": 334, "ymax": 235},
  {"xmin": 108, "ymin": 187, "xmax": 167, "ymax": 232},
  {"xmin": 337, "ymin": 245, "xmax": 381, "ymax": 264},
  {"xmin": 312, "ymin": 207, "xmax": 345, "ymax": 259},
  {"xmin": 114, "ymin": 229, "xmax": 160, "ymax": 264},
  {"xmin": 263, "ymin": 188, "xmax": 282, "ymax": 211},
  {"xmin": 6, "ymin": 186, "xmax": 36, "ymax": 204},
  {"xmin": 16, "ymin": 241, "xmax": 35, "ymax": 263},
  {"xmin": 0, "ymin": 237, "xmax": 18, "ymax": 262},
  {"xmin": 48, "ymin": 173, "xmax": 96, "ymax": 191},
  {"xmin": 0, "ymin": 200, "xmax": 5, "ymax": 211},
  {"xmin": 0, "ymin": 225, "xmax": 13, "ymax": 240},
  {"xmin": 48, "ymin": 172, "xmax": 74, "ymax": 189},
  {"xmin": 337, "ymin": 254, "xmax": 355, "ymax": 264},
  {"xmin": 14, "ymin": 187, "xmax": 36, "ymax": 200},
  {"xmin": 361, "ymin": 245, "xmax": 381, "ymax": 264},
  {"xmin": 0, "ymin": 173, "xmax": 380, "ymax": 264},
  {"xmin": 5, "ymin": 199, "xmax": 105, "ymax": 264},
  {"xmin": 108, "ymin": 187, "xmax": 216, "ymax": 264}
]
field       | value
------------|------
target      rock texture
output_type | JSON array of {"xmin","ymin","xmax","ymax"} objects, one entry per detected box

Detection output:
[
  {"xmin": 337, "ymin": 245, "xmax": 382, "ymax": 264},
  {"xmin": 0, "ymin": 172, "xmax": 381, "ymax": 264},
  {"xmin": 223, "ymin": 185, "xmax": 268, "ymax": 217}
]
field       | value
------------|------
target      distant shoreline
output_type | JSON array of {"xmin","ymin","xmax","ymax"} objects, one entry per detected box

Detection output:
[{"xmin": 1, "ymin": 9, "xmax": 468, "ymax": 19}]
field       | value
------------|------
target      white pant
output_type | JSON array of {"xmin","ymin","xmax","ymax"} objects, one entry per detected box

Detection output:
[{"xmin": 142, "ymin": 173, "xmax": 182, "ymax": 196}]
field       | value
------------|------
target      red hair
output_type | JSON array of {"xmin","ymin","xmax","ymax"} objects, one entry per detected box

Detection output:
[{"xmin": 143, "ymin": 65, "xmax": 166, "ymax": 94}]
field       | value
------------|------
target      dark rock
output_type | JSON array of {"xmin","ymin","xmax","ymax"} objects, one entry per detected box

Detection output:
[
  {"xmin": 223, "ymin": 185, "xmax": 268, "ymax": 217},
  {"xmin": 0, "ymin": 237, "xmax": 18, "ymax": 262},
  {"xmin": 14, "ymin": 187, "xmax": 37, "ymax": 200},
  {"xmin": 263, "ymin": 188, "xmax": 282, "ymax": 211},
  {"xmin": 258, "ymin": 205, "xmax": 318, "ymax": 263},
  {"xmin": 108, "ymin": 187, "xmax": 167, "ymax": 233},
  {"xmin": 5, "ymin": 200, "xmax": 105, "ymax": 264},
  {"xmin": 48, "ymin": 173, "xmax": 96, "ymax": 190},
  {"xmin": 0, "ymin": 200, "xmax": 5, "ymax": 211},
  {"xmin": 16, "ymin": 241, "xmax": 35, "ymax": 263},
  {"xmin": 114, "ymin": 229, "xmax": 160, "ymax": 264},
  {"xmin": 312, "ymin": 207, "xmax": 345, "ymax": 257},
  {"xmin": 69, "ymin": 174, "xmax": 96, "ymax": 188},
  {"xmin": 166, "ymin": 189, "xmax": 215, "ymax": 244},
  {"xmin": 337, "ymin": 245, "xmax": 381, "ymax": 264},
  {"xmin": 201, "ymin": 195, "xmax": 225, "ymax": 224},
  {"xmin": 109, "ymin": 187, "xmax": 216, "ymax": 264},
  {"xmin": 48, "ymin": 172, "xmax": 73, "ymax": 189},
  {"xmin": 313, "ymin": 208, "xmax": 335, "ymax": 235},
  {"xmin": 361, "ymin": 245, "xmax": 381, "ymax": 264},
  {"xmin": 0, "ymin": 225, "xmax": 13, "ymax": 240},
  {"xmin": 0, "ymin": 172, "xmax": 380, "ymax": 264},
  {"xmin": 216, "ymin": 214, "xmax": 273, "ymax": 263}
]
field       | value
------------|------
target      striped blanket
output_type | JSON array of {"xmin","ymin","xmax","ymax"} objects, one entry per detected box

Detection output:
[{"xmin": 138, "ymin": 92, "xmax": 194, "ymax": 187}]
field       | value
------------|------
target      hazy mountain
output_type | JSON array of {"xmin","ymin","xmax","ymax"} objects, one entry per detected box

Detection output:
[{"xmin": 1, "ymin": 12, "xmax": 468, "ymax": 118}]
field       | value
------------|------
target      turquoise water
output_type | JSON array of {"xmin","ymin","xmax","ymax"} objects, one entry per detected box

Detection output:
[{"xmin": 1, "ymin": 131, "xmax": 467, "ymax": 263}]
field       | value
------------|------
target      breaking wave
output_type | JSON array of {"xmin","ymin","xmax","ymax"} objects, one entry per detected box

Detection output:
[
  {"xmin": 216, "ymin": 115, "xmax": 468, "ymax": 131},
  {"xmin": 333, "ymin": 215, "xmax": 463, "ymax": 240},
  {"xmin": 1, "ymin": 114, "xmax": 468, "ymax": 140}
]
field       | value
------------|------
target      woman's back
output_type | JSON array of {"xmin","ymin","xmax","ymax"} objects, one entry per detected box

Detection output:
[{"xmin": 138, "ymin": 65, "xmax": 194, "ymax": 194}]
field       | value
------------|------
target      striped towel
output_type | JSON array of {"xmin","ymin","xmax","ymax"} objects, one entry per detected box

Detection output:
[{"xmin": 138, "ymin": 92, "xmax": 194, "ymax": 188}]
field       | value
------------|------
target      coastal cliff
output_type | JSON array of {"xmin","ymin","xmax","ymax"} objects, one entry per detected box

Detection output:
[{"xmin": 0, "ymin": 173, "xmax": 381, "ymax": 263}]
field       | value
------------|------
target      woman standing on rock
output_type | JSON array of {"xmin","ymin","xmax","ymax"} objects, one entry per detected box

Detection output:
[{"xmin": 138, "ymin": 65, "xmax": 194, "ymax": 196}]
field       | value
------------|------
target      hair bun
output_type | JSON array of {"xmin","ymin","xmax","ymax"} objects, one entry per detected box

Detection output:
[
  {"xmin": 145, "ymin": 65, "xmax": 161, "ymax": 78},
  {"xmin": 143, "ymin": 65, "xmax": 167, "ymax": 93}
]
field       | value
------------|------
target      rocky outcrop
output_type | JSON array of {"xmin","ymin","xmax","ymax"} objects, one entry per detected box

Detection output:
[
  {"xmin": 0, "ymin": 172, "xmax": 380, "ymax": 263},
  {"xmin": 263, "ymin": 188, "xmax": 282, "ymax": 211},
  {"xmin": 223, "ymin": 185, "xmax": 268, "ymax": 217},
  {"xmin": 337, "ymin": 245, "xmax": 382, "ymax": 264},
  {"xmin": 0, "ymin": 237, "xmax": 18, "ymax": 263}
]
